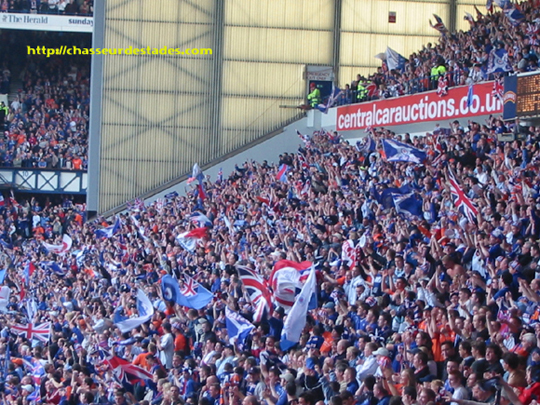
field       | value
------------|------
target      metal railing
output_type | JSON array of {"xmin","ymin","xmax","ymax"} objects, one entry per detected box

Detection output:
[{"xmin": 332, "ymin": 70, "xmax": 509, "ymax": 107}]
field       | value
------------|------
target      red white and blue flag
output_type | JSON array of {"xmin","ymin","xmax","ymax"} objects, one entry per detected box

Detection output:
[
  {"xmin": 276, "ymin": 164, "xmax": 289, "ymax": 182},
  {"xmin": 105, "ymin": 355, "xmax": 153, "ymax": 387},
  {"xmin": 12, "ymin": 322, "xmax": 51, "ymax": 343},
  {"xmin": 447, "ymin": 168, "xmax": 478, "ymax": 223},
  {"xmin": 42, "ymin": 234, "xmax": 72, "ymax": 255},
  {"xmin": 269, "ymin": 260, "xmax": 313, "ymax": 310},
  {"xmin": 176, "ymin": 227, "xmax": 207, "ymax": 252},
  {"xmin": 237, "ymin": 265, "xmax": 272, "ymax": 322}
]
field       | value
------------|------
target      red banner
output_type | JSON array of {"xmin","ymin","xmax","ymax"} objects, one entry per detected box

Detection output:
[{"xmin": 336, "ymin": 82, "xmax": 502, "ymax": 131}]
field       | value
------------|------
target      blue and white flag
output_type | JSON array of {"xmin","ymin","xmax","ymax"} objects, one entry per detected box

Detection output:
[
  {"xmin": 280, "ymin": 266, "xmax": 317, "ymax": 350},
  {"xmin": 40, "ymin": 261, "xmax": 67, "ymax": 277},
  {"xmin": 114, "ymin": 289, "xmax": 155, "ymax": 333},
  {"xmin": 487, "ymin": 48, "xmax": 512, "ymax": 74},
  {"xmin": 356, "ymin": 137, "xmax": 376, "ymax": 154},
  {"xmin": 382, "ymin": 139, "xmax": 427, "ymax": 164},
  {"xmin": 504, "ymin": 6, "xmax": 525, "ymax": 26},
  {"xmin": 393, "ymin": 192, "xmax": 424, "ymax": 218},
  {"xmin": 0, "ymin": 269, "xmax": 6, "ymax": 284},
  {"xmin": 493, "ymin": 0, "xmax": 511, "ymax": 8},
  {"xmin": 467, "ymin": 84, "xmax": 474, "ymax": 108},
  {"xmin": 385, "ymin": 47, "xmax": 407, "ymax": 71},
  {"xmin": 95, "ymin": 217, "xmax": 121, "ymax": 238},
  {"xmin": 190, "ymin": 211, "xmax": 212, "ymax": 227},
  {"xmin": 225, "ymin": 306, "xmax": 255, "ymax": 349},
  {"xmin": 316, "ymin": 83, "xmax": 342, "ymax": 114},
  {"xmin": 164, "ymin": 191, "xmax": 179, "ymax": 199}
]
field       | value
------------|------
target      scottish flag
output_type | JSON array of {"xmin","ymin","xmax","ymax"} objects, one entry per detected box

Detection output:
[
  {"xmin": 95, "ymin": 217, "xmax": 121, "ymax": 238},
  {"xmin": 382, "ymin": 139, "xmax": 427, "ymax": 164},
  {"xmin": 316, "ymin": 83, "xmax": 343, "ymax": 113},
  {"xmin": 40, "ymin": 261, "xmax": 67, "ymax": 277},
  {"xmin": 225, "ymin": 307, "xmax": 255, "ymax": 349},
  {"xmin": 393, "ymin": 192, "xmax": 424, "ymax": 218},
  {"xmin": 504, "ymin": 7, "xmax": 525, "ymax": 26},
  {"xmin": 356, "ymin": 137, "xmax": 376, "ymax": 155}
]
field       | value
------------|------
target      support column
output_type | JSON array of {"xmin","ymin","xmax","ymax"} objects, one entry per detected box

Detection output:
[
  {"xmin": 332, "ymin": 0, "xmax": 343, "ymax": 84},
  {"xmin": 86, "ymin": 0, "xmax": 106, "ymax": 218}
]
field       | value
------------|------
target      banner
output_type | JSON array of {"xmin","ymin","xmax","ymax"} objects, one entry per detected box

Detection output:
[
  {"xmin": 503, "ymin": 75, "xmax": 517, "ymax": 121},
  {"xmin": 0, "ymin": 13, "xmax": 93, "ymax": 33},
  {"xmin": 336, "ymin": 82, "xmax": 502, "ymax": 131}
]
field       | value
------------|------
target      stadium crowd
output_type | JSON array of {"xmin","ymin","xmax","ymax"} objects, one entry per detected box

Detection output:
[
  {"xmin": 339, "ymin": 0, "xmax": 540, "ymax": 105},
  {"xmin": 0, "ymin": 112, "xmax": 540, "ymax": 405},
  {"xmin": 0, "ymin": 46, "xmax": 90, "ymax": 170},
  {"xmin": 2, "ymin": 0, "xmax": 93, "ymax": 16}
]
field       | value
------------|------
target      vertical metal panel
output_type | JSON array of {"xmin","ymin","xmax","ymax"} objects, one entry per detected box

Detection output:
[
  {"xmin": 339, "ymin": 0, "xmax": 450, "ymax": 89},
  {"xmin": 96, "ymin": 0, "xmax": 475, "ymax": 214}
]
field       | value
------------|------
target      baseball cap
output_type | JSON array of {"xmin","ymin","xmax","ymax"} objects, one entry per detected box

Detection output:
[
  {"xmin": 280, "ymin": 372, "xmax": 295, "ymax": 383},
  {"xmin": 373, "ymin": 348, "xmax": 390, "ymax": 357}
]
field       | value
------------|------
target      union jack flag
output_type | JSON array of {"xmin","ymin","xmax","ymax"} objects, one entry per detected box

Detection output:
[
  {"xmin": 492, "ymin": 78, "xmax": 504, "ymax": 102},
  {"xmin": 237, "ymin": 265, "xmax": 272, "ymax": 323},
  {"xmin": 437, "ymin": 76, "xmax": 448, "ymax": 97},
  {"xmin": 180, "ymin": 274, "xmax": 198, "ymax": 297},
  {"xmin": 12, "ymin": 322, "xmax": 51, "ymax": 343},
  {"xmin": 105, "ymin": 355, "xmax": 153, "ymax": 390},
  {"xmin": 430, "ymin": 14, "xmax": 447, "ymax": 34},
  {"xmin": 447, "ymin": 169, "xmax": 478, "ymax": 223}
]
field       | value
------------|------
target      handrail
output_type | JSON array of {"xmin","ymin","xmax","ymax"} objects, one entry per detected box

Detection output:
[{"xmin": 333, "ymin": 70, "xmax": 510, "ymax": 107}]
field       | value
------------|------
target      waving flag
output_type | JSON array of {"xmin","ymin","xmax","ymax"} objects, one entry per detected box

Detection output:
[
  {"xmin": 467, "ymin": 84, "xmax": 474, "ymax": 108},
  {"xmin": 95, "ymin": 217, "xmax": 121, "ymax": 238},
  {"xmin": 437, "ymin": 75, "xmax": 448, "ymax": 97},
  {"xmin": 161, "ymin": 275, "xmax": 183, "ymax": 303},
  {"xmin": 114, "ymin": 289, "xmax": 155, "ymax": 333},
  {"xmin": 504, "ymin": 6, "xmax": 525, "ymax": 26},
  {"xmin": 0, "ymin": 286, "xmax": 10, "ymax": 312},
  {"xmin": 342, "ymin": 239, "xmax": 358, "ymax": 268},
  {"xmin": 12, "ymin": 322, "xmax": 51, "ymax": 343},
  {"xmin": 237, "ymin": 265, "xmax": 272, "ymax": 322},
  {"xmin": 23, "ymin": 262, "xmax": 35, "ymax": 285},
  {"xmin": 269, "ymin": 260, "xmax": 313, "ymax": 310},
  {"xmin": 447, "ymin": 169, "xmax": 478, "ymax": 223},
  {"xmin": 175, "ymin": 274, "xmax": 213, "ymax": 309},
  {"xmin": 176, "ymin": 227, "xmax": 207, "ymax": 252},
  {"xmin": 105, "ymin": 355, "xmax": 153, "ymax": 389},
  {"xmin": 42, "ymin": 234, "xmax": 72, "ymax": 255},
  {"xmin": 429, "ymin": 14, "xmax": 447, "ymax": 34},
  {"xmin": 190, "ymin": 211, "xmax": 212, "ymax": 227},
  {"xmin": 464, "ymin": 11, "xmax": 475, "ymax": 23},
  {"xmin": 385, "ymin": 47, "xmax": 407, "ymax": 71},
  {"xmin": 297, "ymin": 130, "xmax": 311, "ymax": 145},
  {"xmin": 276, "ymin": 164, "xmax": 289, "ymax": 182},
  {"xmin": 225, "ymin": 306, "xmax": 255, "ymax": 349},
  {"xmin": 393, "ymin": 192, "xmax": 424, "ymax": 218},
  {"xmin": 356, "ymin": 137, "xmax": 376, "ymax": 155},
  {"xmin": 487, "ymin": 48, "xmax": 512, "ymax": 74},
  {"xmin": 281, "ymin": 266, "xmax": 317, "ymax": 350},
  {"xmin": 492, "ymin": 78, "xmax": 504, "ymax": 101},
  {"xmin": 316, "ymin": 83, "xmax": 343, "ymax": 113},
  {"xmin": 164, "ymin": 191, "xmax": 179, "ymax": 199},
  {"xmin": 188, "ymin": 163, "xmax": 207, "ymax": 201},
  {"xmin": 382, "ymin": 139, "xmax": 427, "ymax": 164},
  {"xmin": 40, "ymin": 261, "xmax": 67, "ymax": 277}
]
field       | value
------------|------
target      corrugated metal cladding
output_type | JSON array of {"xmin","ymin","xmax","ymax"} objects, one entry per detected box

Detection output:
[{"xmin": 95, "ymin": 0, "xmax": 486, "ymax": 214}]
